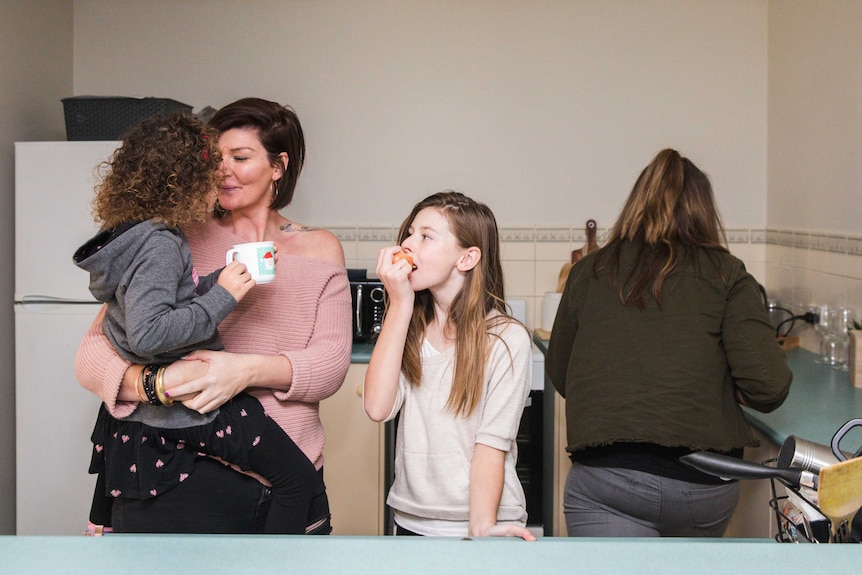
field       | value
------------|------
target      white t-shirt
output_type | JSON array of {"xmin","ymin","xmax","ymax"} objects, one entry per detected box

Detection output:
[{"xmin": 384, "ymin": 317, "xmax": 533, "ymax": 536}]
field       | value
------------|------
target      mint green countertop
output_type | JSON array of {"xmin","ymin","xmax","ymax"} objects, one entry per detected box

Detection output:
[
  {"xmin": 0, "ymin": 535, "xmax": 856, "ymax": 573},
  {"xmin": 743, "ymin": 348, "xmax": 862, "ymax": 447},
  {"xmin": 351, "ymin": 342, "xmax": 375, "ymax": 364},
  {"xmin": 532, "ymin": 335, "xmax": 862, "ymax": 448}
]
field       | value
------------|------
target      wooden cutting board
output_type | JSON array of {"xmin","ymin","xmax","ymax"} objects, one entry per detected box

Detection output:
[
  {"xmin": 817, "ymin": 456, "xmax": 862, "ymax": 541},
  {"xmin": 557, "ymin": 219, "xmax": 598, "ymax": 292}
]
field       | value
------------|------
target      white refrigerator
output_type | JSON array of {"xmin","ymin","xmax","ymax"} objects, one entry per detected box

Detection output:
[{"xmin": 14, "ymin": 141, "xmax": 119, "ymax": 534}]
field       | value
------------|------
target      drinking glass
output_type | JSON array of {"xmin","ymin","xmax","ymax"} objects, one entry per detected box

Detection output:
[
  {"xmin": 810, "ymin": 304, "xmax": 831, "ymax": 338},
  {"xmin": 837, "ymin": 308, "xmax": 856, "ymax": 332},
  {"xmin": 819, "ymin": 307, "xmax": 855, "ymax": 368},
  {"xmin": 815, "ymin": 305, "xmax": 835, "ymax": 364},
  {"xmin": 820, "ymin": 332, "xmax": 848, "ymax": 366}
]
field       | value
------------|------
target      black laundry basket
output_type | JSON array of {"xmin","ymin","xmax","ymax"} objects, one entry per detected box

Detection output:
[{"xmin": 62, "ymin": 96, "xmax": 193, "ymax": 140}]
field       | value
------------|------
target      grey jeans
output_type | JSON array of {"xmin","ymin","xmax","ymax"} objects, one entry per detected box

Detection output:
[{"xmin": 563, "ymin": 461, "xmax": 740, "ymax": 537}]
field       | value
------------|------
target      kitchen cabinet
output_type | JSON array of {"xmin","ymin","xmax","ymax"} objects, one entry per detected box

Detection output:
[
  {"xmin": 549, "ymin": 393, "xmax": 569, "ymax": 536},
  {"xmin": 723, "ymin": 430, "xmax": 780, "ymax": 539},
  {"xmin": 318, "ymin": 363, "xmax": 386, "ymax": 535}
]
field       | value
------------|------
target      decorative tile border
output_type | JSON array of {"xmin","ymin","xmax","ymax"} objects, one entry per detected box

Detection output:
[
  {"xmin": 572, "ymin": 226, "xmax": 609, "ymax": 243},
  {"xmin": 535, "ymin": 228, "xmax": 571, "ymax": 242},
  {"xmin": 767, "ymin": 230, "xmax": 794, "ymax": 247},
  {"xmin": 358, "ymin": 227, "xmax": 395, "ymax": 242},
  {"xmin": 808, "ymin": 234, "xmax": 829, "ymax": 252},
  {"xmin": 823, "ymin": 234, "xmax": 847, "ymax": 254},
  {"xmin": 329, "ymin": 227, "xmax": 357, "ymax": 242},
  {"xmin": 763, "ymin": 229, "xmax": 862, "ymax": 255},
  {"xmin": 499, "ymin": 227, "xmax": 536, "ymax": 242},
  {"xmin": 725, "ymin": 229, "xmax": 750, "ymax": 244},
  {"xmin": 791, "ymin": 232, "xmax": 810, "ymax": 249},
  {"xmin": 337, "ymin": 226, "xmax": 862, "ymax": 255}
]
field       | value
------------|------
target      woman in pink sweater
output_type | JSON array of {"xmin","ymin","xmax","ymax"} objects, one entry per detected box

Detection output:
[{"xmin": 76, "ymin": 98, "xmax": 352, "ymax": 533}]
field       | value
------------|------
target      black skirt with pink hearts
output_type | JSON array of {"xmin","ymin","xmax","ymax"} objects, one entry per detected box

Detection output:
[{"xmin": 89, "ymin": 392, "xmax": 269, "ymax": 500}]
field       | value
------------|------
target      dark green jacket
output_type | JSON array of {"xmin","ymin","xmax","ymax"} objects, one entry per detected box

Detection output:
[{"xmin": 545, "ymin": 241, "xmax": 792, "ymax": 454}]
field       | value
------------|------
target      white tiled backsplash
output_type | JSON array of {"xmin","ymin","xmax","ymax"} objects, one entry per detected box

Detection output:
[{"xmin": 333, "ymin": 225, "xmax": 862, "ymax": 350}]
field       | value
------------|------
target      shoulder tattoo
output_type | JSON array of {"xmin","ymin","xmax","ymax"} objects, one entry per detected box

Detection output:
[{"xmin": 280, "ymin": 223, "xmax": 318, "ymax": 232}]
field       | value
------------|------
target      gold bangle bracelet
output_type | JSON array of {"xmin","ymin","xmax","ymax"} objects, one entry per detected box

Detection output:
[
  {"xmin": 154, "ymin": 366, "xmax": 173, "ymax": 406},
  {"xmin": 135, "ymin": 368, "xmax": 148, "ymax": 404}
]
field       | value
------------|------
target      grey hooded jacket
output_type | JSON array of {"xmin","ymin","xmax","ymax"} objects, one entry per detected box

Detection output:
[
  {"xmin": 74, "ymin": 219, "xmax": 237, "ymax": 365},
  {"xmin": 74, "ymin": 219, "xmax": 237, "ymax": 427}
]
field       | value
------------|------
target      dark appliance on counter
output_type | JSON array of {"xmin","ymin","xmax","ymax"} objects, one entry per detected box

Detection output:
[{"xmin": 348, "ymin": 269, "xmax": 385, "ymax": 343}]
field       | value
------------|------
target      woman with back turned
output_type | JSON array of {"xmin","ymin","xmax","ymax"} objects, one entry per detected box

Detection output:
[{"xmin": 546, "ymin": 148, "xmax": 792, "ymax": 537}]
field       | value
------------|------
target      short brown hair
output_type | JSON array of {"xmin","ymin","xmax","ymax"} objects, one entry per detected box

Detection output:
[{"xmin": 209, "ymin": 97, "xmax": 305, "ymax": 212}]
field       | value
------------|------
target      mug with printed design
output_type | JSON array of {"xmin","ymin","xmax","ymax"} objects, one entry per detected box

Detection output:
[{"xmin": 225, "ymin": 241, "xmax": 276, "ymax": 284}]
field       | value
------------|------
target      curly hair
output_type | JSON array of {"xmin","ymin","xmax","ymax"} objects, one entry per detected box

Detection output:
[{"xmin": 92, "ymin": 113, "xmax": 222, "ymax": 229}]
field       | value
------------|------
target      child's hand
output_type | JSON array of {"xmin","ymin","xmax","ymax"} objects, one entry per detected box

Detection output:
[
  {"xmin": 218, "ymin": 261, "xmax": 255, "ymax": 303},
  {"xmin": 376, "ymin": 247, "xmax": 414, "ymax": 308},
  {"xmin": 480, "ymin": 524, "xmax": 537, "ymax": 541}
]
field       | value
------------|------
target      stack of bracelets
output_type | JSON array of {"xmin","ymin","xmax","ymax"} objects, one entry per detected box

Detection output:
[{"xmin": 136, "ymin": 364, "xmax": 174, "ymax": 406}]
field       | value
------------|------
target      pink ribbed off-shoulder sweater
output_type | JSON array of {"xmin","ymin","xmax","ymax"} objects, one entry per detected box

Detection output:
[{"xmin": 75, "ymin": 221, "xmax": 353, "ymax": 470}]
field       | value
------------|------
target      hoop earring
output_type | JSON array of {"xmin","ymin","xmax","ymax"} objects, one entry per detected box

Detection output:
[{"xmin": 271, "ymin": 180, "xmax": 278, "ymax": 200}]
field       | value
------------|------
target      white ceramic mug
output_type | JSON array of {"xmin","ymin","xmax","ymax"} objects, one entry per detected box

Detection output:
[{"xmin": 225, "ymin": 241, "xmax": 276, "ymax": 285}]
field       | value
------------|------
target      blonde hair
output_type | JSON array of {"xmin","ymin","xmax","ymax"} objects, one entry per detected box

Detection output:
[
  {"xmin": 596, "ymin": 148, "xmax": 728, "ymax": 308},
  {"xmin": 397, "ymin": 191, "xmax": 511, "ymax": 417}
]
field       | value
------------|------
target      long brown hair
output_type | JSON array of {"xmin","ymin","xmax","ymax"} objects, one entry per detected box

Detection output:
[
  {"xmin": 397, "ymin": 191, "xmax": 510, "ymax": 417},
  {"xmin": 595, "ymin": 148, "xmax": 728, "ymax": 308},
  {"xmin": 92, "ymin": 113, "xmax": 221, "ymax": 229}
]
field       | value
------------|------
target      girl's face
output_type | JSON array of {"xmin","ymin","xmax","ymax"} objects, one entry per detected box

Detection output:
[
  {"xmin": 216, "ymin": 127, "xmax": 283, "ymax": 214},
  {"xmin": 400, "ymin": 207, "xmax": 468, "ymax": 295}
]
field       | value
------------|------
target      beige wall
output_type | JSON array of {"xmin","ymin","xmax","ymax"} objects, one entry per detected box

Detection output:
[
  {"xmin": 69, "ymin": 0, "xmax": 773, "ymax": 327},
  {"xmin": 766, "ymin": 0, "xmax": 862, "ymax": 349},
  {"xmin": 767, "ymin": 0, "xmax": 861, "ymax": 234},
  {"xmin": 0, "ymin": 0, "xmax": 73, "ymax": 534},
  {"xmin": 72, "ymin": 0, "xmax": 769, "ymax": 230}
]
